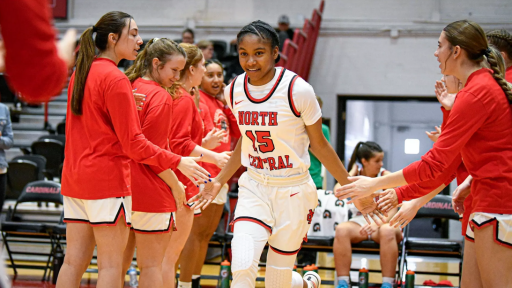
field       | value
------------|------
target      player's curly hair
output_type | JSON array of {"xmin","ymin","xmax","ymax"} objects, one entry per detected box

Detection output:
[{"xmin": 237, "ymin": 20, "xmax": 281, "ymax": 63}]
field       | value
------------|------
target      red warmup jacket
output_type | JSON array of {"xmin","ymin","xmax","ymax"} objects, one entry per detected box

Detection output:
[
  {"xmin": 403, "ymin": 68, "xmax": 512, "ymax": 215},
  {"xmin": 130, "ymin": 78, "xmax": 179, "ymax": 213},
  {"xmin": 62, "ymin": 58, "xmax": 181, "ymax": 200},
  {"xmin": 0, "ymin": 0, "xmax": 67, "ymax": 103},
  {"xmin": 199, "ymin": 90, "xmax": 241, "ymax": 177},
  {"xmin": 169, "ymin": 87, "xmax": 205, "ymax": 200}
]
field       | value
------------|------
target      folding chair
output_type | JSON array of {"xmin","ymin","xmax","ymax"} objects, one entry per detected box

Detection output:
[
  {"xmin": 6, "ymin": 159, "xmax": 39, "ymax": 200},
  {"xmin": 398, "ymin": 195, "xmax": 463, "ymax": 285},
  {"xmin": 31, "ymin": 139, "xmax": 65, "ymax": 179},
  {"xmin": 1, "ymin": 180, "xmax": 63, "ymax": 279}
]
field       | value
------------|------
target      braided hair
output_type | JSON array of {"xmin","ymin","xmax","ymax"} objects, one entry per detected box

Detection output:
[
  {"xmin": 443, "ymin": 20, "xmax": 512, "ymax": 103},
  {"xmin": 487, "ymin": 29, "xmax": 512, "ymax": 64},
  {"xmin": 237, "ymin": 20, "xmax": 281, "ymax": 63}
]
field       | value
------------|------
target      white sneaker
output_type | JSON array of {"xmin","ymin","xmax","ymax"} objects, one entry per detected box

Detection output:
[{"xmin": 303, "ymin": 271, "xmax": 321, "ymax": 288}]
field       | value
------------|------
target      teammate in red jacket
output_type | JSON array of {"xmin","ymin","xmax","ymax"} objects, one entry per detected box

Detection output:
[
  {"xmin": 57, "ymin": 13, "xmax": 208, "ymax": 288},
  {"xmin": 0, "ymin": 0, "xmax": 76, "ymax": 103},
  {"xmin": 337, "ymin": 20, "xmax": 512, "ymax": 287}
]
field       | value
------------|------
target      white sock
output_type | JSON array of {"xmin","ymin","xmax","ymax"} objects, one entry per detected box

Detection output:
[
  {"xmin": 191, "ymin": 275, "xmax": 201, "ymax": 280},
  {"xmin": 382, "ymin": 277, "xmax": 394, "ymax": 284},
  {"xmin": 177, "ymin": 281, "xmax": 192, "ymax": 288},
  {"xmin": 291, "ymin": 271, "xmax": 304, "ymax": 288},
  {"xmin": 337, "ymin": 276, "xmax": 350, "ymax": 283}
]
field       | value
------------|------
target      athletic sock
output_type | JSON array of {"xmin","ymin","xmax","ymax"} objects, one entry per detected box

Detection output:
[
  {"xmin": 177, "ymin": 281, "xmax": 192, "ymax": 288},
  {"xmin": 382, "ymin": 277, "xmax": 394, "ymax": 284},
  {"xmin": 191, "ymin": 275, "xmax": 201, "ymax": 288},
  {"xmin": 337, "ymin": 276, "xmax": 350, "ymax": 283},
  {"xmin": 291, "ymin": 271, "xmax": 304, "ymax": 288}
]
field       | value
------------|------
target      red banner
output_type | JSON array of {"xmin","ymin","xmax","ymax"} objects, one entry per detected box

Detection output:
[{"xmin": 49, "ymin": 0, "xmax": 68, "ymax": 19}]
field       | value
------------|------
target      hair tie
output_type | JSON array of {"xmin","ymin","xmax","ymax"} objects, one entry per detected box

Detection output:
[
  {"xmin": 92, "ymin": 25, "xmax": 97, "ymax": 33},
  {"xmin": 483, "ymin": 47, "xmax": 491, "ymax": 57},
  {"xmin": 153, "ymin": 38, "xmax": 160, "ymax": 42}
]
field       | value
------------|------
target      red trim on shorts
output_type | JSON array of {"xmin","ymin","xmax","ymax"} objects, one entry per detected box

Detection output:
[
  {"xmin": 63, "ymin": 203, "xmax": 130, "ymax": 227},
  {"xmin": 232, "ymin": 217, "xmax": 272, "ymax": 234},
  {"xmin": 469, "ymin": 217, "xmax": 512, "ymax": 248},
  {"xmin": 132, "ymin": 214, "xmax": 175, "ymax": 234},
  {"xmin": 269, "ymin": 245, "xmax": 301, "ymax": 255}
]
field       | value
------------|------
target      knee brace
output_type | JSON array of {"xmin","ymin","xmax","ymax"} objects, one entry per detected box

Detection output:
[
  {"xmin": 231, "ymin": 233, "xmax": 255, "ymax": 273},
  {"xmin": 265, "ymin": 248, "xmax": 299, "ymax": 288}
]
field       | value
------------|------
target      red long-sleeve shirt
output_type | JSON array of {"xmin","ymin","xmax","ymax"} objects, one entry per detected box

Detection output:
[
  {"xmin": 62, "ymin": 58, "xmax": 181, "ymax": 200},
  {"xmin": 199, "ymin": 90, "xmax": 241, "ymax": 177},
  {"xmin": 0, "ymin": 0, "xmax": 67, "ymax": 103},
  {"xmin": 130, "ymin": 78, "xmax": 178, "ymax": 213},
  {"xmin": 169, "ymin": 87, "xmax": 205, "ymax": 200},
  {"xmin": 396, "ymin": 107, "xmax": 460, "ymax": 203},
  {"xmin": 403, "ymin": 68, "xmax": 512, "ymax": 215}
]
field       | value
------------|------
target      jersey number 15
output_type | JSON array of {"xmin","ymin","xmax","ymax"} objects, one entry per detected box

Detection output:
[{"xmin": 245, "ymin": 131, "xmax": 275, "ymax": 153}]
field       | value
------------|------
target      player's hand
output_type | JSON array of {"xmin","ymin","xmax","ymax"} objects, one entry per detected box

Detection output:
[
  {"xmin": 435, "ymin": 80, "xmax": 456, "ymax": 110},
  {"xmin": 177, "ymin": 155, "xmax": 211, "ymax": 186},
  {"xmin": 0, "ymin": 40, "xmax": 5, "ymax": 73},
  {"xmin": 189, "ymin": 178, "xmax": 223, "ymax": 210},
  {"xmin": 217, "ymin": 83, "xmax": 227, "ymax": 105},
  {"xmin": 170, "ymin": 181, "xmax": 187, "ymax": 211},
  {"xmin": 57, "ymin": 29, "xmax": 77, "ymax": 69},
  {"xmin": 213, "ymin": 151, "xmax": 231, "ymax": 169},
  {"xmin": 335, "ymin": 176, "xmax": 378, "ymax": 202},
  {"xmin": 389, "ymin": 202, "xmax": 419, "ymax": 228},
  {"xmin": 452, "ymin": 180, "xmax": 471, "ymax": 215},
  {"xmin": 352, "ymin": 195, "xmax": 386, "ymax": 226},
  {"xmin": 425, "ymin": 126, "xmax": 441, "ymax": 143},
  {"xmin": 132, "ymin": 88, "xmax": 146, "ymax": 111},
  {"xmin": 377, "ymin": 189, "xmax": 399, "ymax": 213},
  {"xmin": 202, "ymin": 128, "xmax": 226, "ymax": 150},
  {"xmin": 359, "ymin": 224, "xmax": 378, "ymax": 237}
]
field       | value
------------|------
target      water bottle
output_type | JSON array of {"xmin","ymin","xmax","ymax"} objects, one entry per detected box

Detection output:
[
  {"xmin": 220, "ymin": 260, "xmax": 231, "ymax": 288},
  {"xmin": 358, "ymin": 258, "xmax": 369, "ymax": 288},
  {"xmin": 128, "ymin": 264, "xmax": 138, "ymax": 287},
  {"xmin": 405, "ymin": 270, "xmax": 415, "ymax": 288},
  {"xmin": 52, "ymin": 245, "xmax": 64, "ymax": 284}
]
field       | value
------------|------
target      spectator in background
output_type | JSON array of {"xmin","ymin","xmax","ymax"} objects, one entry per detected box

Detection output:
[
  {"xmin": 276, "ymin": 14, "xmax": 294, "ymax": 51},
  {"xmin": 0, "ymin": 102, "xmax": 13, "ymax": 213},
  {"xmin": 182, "ymin": 28, "xmax": 195, "ymax": 44},
  {"xmin": 308, "ymin": 96, "xmax": 330, "ymax": 189},
  {"xmin": 197, "ymin": 40, "xmax": 214, "ymax": 60}
]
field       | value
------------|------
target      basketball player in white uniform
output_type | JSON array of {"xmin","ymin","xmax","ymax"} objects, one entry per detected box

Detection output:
[{"xmin": 190, "ymin": 20, "xmax": 382, "ymax": 288}]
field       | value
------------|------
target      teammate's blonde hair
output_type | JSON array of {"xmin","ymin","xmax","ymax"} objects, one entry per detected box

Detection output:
[
  {"xmin": 171, "ymin": 43, "xmax": 204, "ymax": 95},
  {"xmin": 125, "ymin": 38, "xmax": 186, "ymax": 98}
]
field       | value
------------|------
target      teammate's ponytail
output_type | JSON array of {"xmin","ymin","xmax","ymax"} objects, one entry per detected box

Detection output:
[
  {"xmin": 443, "ymin": 20, "xmax": 512, "ymax": 103},
  {"xmin": 347, "ymin": 141, "xmax": 383, "ymax": 171},
  {"xmin": 72, "ymin": 11, "xmax": 133, "ymax": 115},
  {"xmin": 237, "ymin": 20, "xmax": 281, "ymax": 63}
]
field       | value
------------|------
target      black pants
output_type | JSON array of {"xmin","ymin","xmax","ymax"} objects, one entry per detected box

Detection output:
[{"xmin": 0, "ymin": 173, "xmax": 6, "ymax": 213}]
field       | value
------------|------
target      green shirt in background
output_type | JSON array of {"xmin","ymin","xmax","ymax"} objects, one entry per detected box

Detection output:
[{"xmin": 309, "ymin": 123, "xmax": 330, "ymax": 189}]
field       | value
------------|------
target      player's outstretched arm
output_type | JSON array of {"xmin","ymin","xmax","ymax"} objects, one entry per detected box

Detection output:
[{"xmin": 189, "ymin": 138, "xmax": 243, "ymax": 210}]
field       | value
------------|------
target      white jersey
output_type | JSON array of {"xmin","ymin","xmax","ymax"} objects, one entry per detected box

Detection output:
[{"xmin": 225, "ymin": 67, "xmax": 322, "ymax": 177}]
